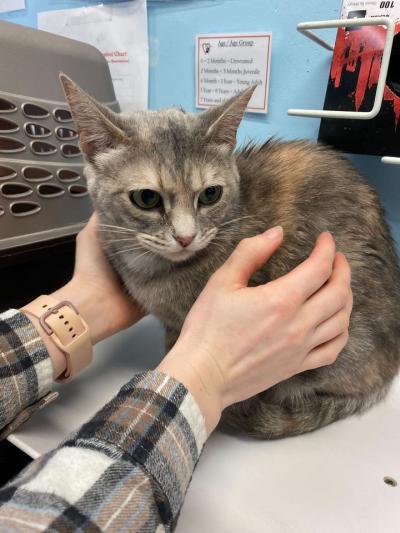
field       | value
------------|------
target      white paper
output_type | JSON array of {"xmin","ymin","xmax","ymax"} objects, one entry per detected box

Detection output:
[
  {"xmin": 0, "ymin": 0, "xmax": 25, "ymax": 13},
  {"xmin": 196, "ymin": 33, "xmax": 272, "ymax": 114},
  {"xmin": 38, "ymin": 0, "xmax": 148, "ymax": 111},
  {"xmin": 341, "ymin": 0, "xmax": 400, "ymax": 21}
]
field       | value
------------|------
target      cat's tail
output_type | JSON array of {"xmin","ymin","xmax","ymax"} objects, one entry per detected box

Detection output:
[{"xmin": 219, "ymin": 388, "xmax": 388, "ymax": 439}]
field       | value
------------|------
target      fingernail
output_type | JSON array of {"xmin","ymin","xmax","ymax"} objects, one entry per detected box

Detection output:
[{"xmin": 263, "ymin": 226, "xmax": 283, "ymax": 240}]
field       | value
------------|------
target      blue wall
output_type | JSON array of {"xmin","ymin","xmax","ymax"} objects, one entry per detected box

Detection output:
[{"xmin": 2, "ymin": 0, "xmax": 400, "ymax": 242}]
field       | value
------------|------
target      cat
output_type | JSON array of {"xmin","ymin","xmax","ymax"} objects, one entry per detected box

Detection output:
[{"xmin": 60, "ymin": 74, "xmax": 400, "ymax": 439}]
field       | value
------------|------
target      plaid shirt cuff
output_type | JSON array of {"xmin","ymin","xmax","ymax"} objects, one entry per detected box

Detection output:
[{"xmin": 0, "ymin": 309, "xmax": 56, "ymax": 440}]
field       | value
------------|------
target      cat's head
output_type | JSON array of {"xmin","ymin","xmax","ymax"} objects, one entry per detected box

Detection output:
[{"xmin": 60, "ymin": 74, "xmax": 255, "ymax": 264}]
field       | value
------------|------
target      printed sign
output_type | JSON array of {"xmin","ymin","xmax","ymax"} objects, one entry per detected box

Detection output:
[
  {"xmin": 196, "ymin": 33, "xmax": 272, "ymax": 114},
  {"xmin": 0, "ymin": 0, "xmax": 25, "ymax": 13},
  {"xmin": 38, "ymin": 0, "xmax": 148, "ymax": 112},
  {"xmin": 341, "ymin": 0, "xmax": 400, "ymax": 21}
]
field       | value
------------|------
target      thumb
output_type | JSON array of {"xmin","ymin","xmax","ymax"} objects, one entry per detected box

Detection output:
[{"xmin": 219, "ymin": 226, "xmax": 284, "ymax": 287}]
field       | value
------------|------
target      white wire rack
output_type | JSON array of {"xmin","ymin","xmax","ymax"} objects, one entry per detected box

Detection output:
[
  {"xmin": 382, "ymin": 156, "xmax": 400, "ymax": 165},
  {"xmin": 287, "ymin": 17, "xmax": 395, "ymax": 120}
]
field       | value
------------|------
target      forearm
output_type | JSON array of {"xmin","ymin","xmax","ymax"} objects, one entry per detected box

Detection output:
[{"xmin": 0, "ymin": 371, "xmax": 207, "ymax": 531}]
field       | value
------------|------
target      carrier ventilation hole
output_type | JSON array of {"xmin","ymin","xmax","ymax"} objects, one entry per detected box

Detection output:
[
  {"xmin": 0, "ymin": 166, "xmax": 17, "ymax": 180},
  {"xmin": 54, "ymin": 108, "xmax": 72, "ymax": 123},
  {"xmin": 10, "ymin": 201, "xmax": 41, "ymax": 217},
  {"xmin": 0, "ymin": 137, "xmax": 25, "ymax": 153},
  {"xmin": 57, "ymin": 169, "xmax": 80, "ymax": 182},
  {"xmin": 37, "ymin": 183, "xmax": 65, "ymax": 198},
  {"xmin": 31, "ymin": 141, "xmax": 57, "ymax": 156},
  {"xmin": 22, "ymin": 103, "xmax": 49, "ymax": 119},
  {"xmin": 1, "ymin": 182, "xmax": 32, "ymax": 198},
  {"xmin": 23, "ymin": 167, "xmax": 53, "ymax": 182},
  {"xmin": 0, "ymin": 98, "xmax": 17, "ymax": 113},
  {"xmin": 61, "ymin": 144, "xmax": 81, "ymax": 158},
  {"xmin": 0, "ymin": 117, "xmax": 19, "ymax": 133},
  {"xmin": 56, "ymin": 127, "xmax": 77, "ymax": 140},
  {"xmin": 69, "ymin": 184, "xmax": 88, "ymax": 197},
  {"xmin": 25, "ymin": 123, "xmax": 51, "ymax": 138}
]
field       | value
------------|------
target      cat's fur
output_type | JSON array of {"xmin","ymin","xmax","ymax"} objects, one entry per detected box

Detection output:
[{"xmin": 61, "ymin": 74, "xmax": 400, "ymax": 439}]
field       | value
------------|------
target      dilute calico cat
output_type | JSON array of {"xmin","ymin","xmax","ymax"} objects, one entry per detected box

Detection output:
[{"xmin": 61, "ymin": 74, "xmax": 400, "ymax": 439}]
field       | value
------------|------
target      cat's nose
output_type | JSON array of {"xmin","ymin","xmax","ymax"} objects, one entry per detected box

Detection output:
[{"xmin": 175, "ymin": 235, "xmax": 195, "ymax": 248}]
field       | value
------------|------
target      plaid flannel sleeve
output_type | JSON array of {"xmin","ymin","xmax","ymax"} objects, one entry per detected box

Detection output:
[
  {"xmin": 0, "ymin": 309, "xmax": 57, "ymax": 440},
  {"xmin": 0, "ymin": 310, "xmax": 208, "ymax": 532}
]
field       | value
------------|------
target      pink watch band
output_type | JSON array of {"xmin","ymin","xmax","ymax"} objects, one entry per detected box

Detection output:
[{"xmin": 22, "ymin": 295, "xmax": 93, "ymax": 382}]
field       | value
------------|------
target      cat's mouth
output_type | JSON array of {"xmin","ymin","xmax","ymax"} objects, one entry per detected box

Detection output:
[
  {"xmin": 162, "ymin": 248, "xmax": 197, "ymax": 263},
  {"xmin": 138, "ymin": 232, "xmax": 215, "ymax": 263}
]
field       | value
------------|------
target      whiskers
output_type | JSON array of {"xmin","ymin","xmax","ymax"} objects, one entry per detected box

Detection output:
[
  {"xmin": 138, "ymin": 233, "xmax": 168, "ymax": 251},
  {"xmin": 97, "ymin": 223, "xmax": 149, "ymax": 257},
  {"xmin": 122, "ymin": 249, "xmax": 152, "ymax": 262},
  {"xmin": 101, "ymin": 237, "xmax": 139, "ymax": 244},
  {"xmin": 97, "ymin": 223, "xmax": 139, "ymax": 241},
  {"xmin": 98, "ymin": 223, "xmax": 138, "ymax": 234},
  {"xmin": 108, "ymin": 248, "xmax": 153, "ymax": 273},
  {"xmin": 112, "ymin": 245, "xmax": 145, "ymax": 255},
  {"xmin": 98, "ymin": 224, "xmax": 164, "ymax": 265}
]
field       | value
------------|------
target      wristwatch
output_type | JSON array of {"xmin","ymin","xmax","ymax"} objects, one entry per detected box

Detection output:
[{"xmin": 22, "ymin": 295, "xmax": 93, "ymax": 382}]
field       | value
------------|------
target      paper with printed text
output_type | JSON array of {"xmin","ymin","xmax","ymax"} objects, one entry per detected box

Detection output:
[
  {"xmin": 0, "ymin": 0, "xmax": 25, "ymax": 14},
  {"xmin": 196, "ymin": 32, "xmax": 272, "ymax": 114},
  {"xmin": 38, "ymin": 0, "xmax": 148, "ymax": 111}
]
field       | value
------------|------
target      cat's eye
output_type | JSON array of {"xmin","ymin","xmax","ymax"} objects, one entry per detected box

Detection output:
[
  {"xmin": 198, "ymin": 186, "xmax": 222, "ymax": 206},
  {"xmin": 130, "ymin": 189, "xmax": 162, "ymax": 209}
]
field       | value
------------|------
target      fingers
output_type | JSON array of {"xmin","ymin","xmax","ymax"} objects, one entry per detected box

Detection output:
[
  {"xmin": 88, "ymin": 212, "xmax": 99, "ymax": 230},
  {"xmin": 302, "ymin": 252, "xmax": 352, "ymax": 327},
  {"xmin": 77, "ymin": 213, "xmax": 98, "ymax": 242},
  {"xmin": 310, "ymin": 290, "xmax": 352, "ymax": 350},
  {"xmin": 301, "ymin": 331, "xmax": 349, "ymax": 372},
  {"xmin": 275, "ymin": 232, "xmax": 336, "ymax": 302},
  {"xmin": 216, "ymin": 226, "xmax": 284, "ymax": 287}
]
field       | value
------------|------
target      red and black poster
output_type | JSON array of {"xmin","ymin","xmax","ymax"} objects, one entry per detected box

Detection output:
[{"xmin": 318, "ymin": 1, "xmax": 400, "ymax": 156}]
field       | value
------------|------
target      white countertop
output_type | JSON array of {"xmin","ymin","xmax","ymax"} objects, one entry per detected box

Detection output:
[{"xmin": 8, "ymin": 316, "xmax": 400, "ymax": 533}]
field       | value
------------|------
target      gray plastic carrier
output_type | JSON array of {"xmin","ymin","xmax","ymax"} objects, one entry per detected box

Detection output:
[{"xmin": 0, "ymin": 20, "xmax": 119, "ymax": 252}]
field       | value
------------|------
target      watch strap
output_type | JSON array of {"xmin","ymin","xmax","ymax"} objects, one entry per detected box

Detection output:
[{"xmin": 22, "ymin": 295, "xmax": 92, "ymax": 383}]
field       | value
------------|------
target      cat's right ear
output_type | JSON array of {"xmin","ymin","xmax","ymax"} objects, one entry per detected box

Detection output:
[
  {"xmin": 59, "ymin": 73, "xmax": 129, "ymax": 163},
  {"xmin": 200, "ymin": 85, "xmax": 256, "ymax": 151}
]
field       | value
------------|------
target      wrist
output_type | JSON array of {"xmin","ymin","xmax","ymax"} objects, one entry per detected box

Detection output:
[
  {"xmin": 157, "ymin": 345, "xmax": 223, "ymax": 435},
  {"xmin": 21, "ymin": 294, "xmax": 93, "ymax": 381},
  {"xmin": 20, "ymin": 281, "xmax": 104, "ymax": 380},
  {"xmin": 51, "ymin": 279, "xmax": 112, "ymax": 345},
  {"xmin": 52, "ymin": 276, "xmax": 145, "ymax": 345}
]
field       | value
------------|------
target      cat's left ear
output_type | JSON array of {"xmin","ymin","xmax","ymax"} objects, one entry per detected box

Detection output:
[
  {"xmin": 60, "ymin": 73, "xmax": 129, "ymax": 164},
  {"xmin": 201, "ymin": 85, "xmax": 256, "ymax": 151}
]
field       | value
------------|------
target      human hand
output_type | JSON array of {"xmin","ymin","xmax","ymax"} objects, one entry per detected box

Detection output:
[
  {"xmin": 158, "ymin": 227, "xmax": 352, "ymax": 434},
  {"xmin": 53, "ymin": 213, "xmax": 145, "ymax": 344},
  {"xmin": 34, "ymin": 213, "xmax": 144, "ymax": 378}
]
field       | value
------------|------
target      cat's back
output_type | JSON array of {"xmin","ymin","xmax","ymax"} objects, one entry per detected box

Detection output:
[
  {"xmin": 236, "ymin": 139, "xmax": 380, "ymax": 227},
  {"xmin": 236, "ymin": 138, "xmax": 400, "ymax": 306}
]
